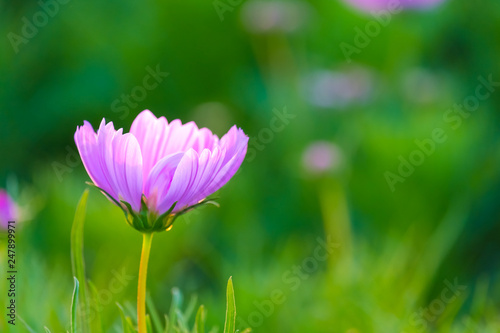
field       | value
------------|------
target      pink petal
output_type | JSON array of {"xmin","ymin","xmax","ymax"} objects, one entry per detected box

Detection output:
[
  {"xmin": 0, "ymin": 190, "xmax": 17, "ymax": 228},
  {"xmin": 111, "ymin": 132, "xmax": 144, "ymax": 211},
  {"xmin": 130, "ymin": 110, "xmax": 219, "ymax": 183},
  {"xmin": 174, "ymin": 147, "xmax": 226, "ymax": 209},
  {"xmin": 75, "ymin": 119, "xmax": 143, "ymax": 211},
  {"xmin": 343, "ymin": 0, "xmax": 446, "ymax": 12},
  {"xmin": 166, "ymin": 127, "xmax": 248, "ymax": 211},
  {"xmin": 198, "ymin": 127, "xmax": 248, "ymax": 199},
  {"xmin": 203, "ymin": 137, "xmax": 247, "ymax": 197},
  {"xmin": 191, "ymin": 128, "xmax": 220, "ymax": 152},
  {"xmin": 130, "ymin": 110, "xmax": 170, "ymax": 183},
  {"xmin": 219, "ymin": 126, "xmax": 248, "ymax": 165},
  {"xmin": 75, "ymin": 120, "xmax": 117, "ymax": 199},
  {"xmin": 155, "ymin": 149, "xmax": 200, "ymax": 213},
  {"xmin": 144, "ymin": 152, "xmax": 184, "ymax": 212}
]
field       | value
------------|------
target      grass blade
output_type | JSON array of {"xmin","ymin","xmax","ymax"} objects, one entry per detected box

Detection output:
[
  {"xmin": 18, "ymin": 315, "xmax": 37, "ymax": 333},
  {"xmin": 193, "ymin": 305, "xmax": 206, "ymax": 333},
  {"xmin": 124, "ymin": 301, "xmax": 138, "ymax": 322},
  {"xmin": 168, "ymin": 288, "xmax": 183, "ymax": 332},
  {"xmin": 117, "ymin": 302, "xmax": 136, "ymax": 333},
  {"xmin": 70, "ymin": 189, "xmax": 90, "ymax": 332},
  {"xmin": 147, "ymin": 292, "xmax": 164, "ymax": 333},
  {"xmin": 88, "ymin": 280, "xmax": 103, "ymax": 333},
  {"xmin": 223, "ymin": 277, "xmax": 236, "ymax": 333},
  {"xmin": 71, "ymin": 277, "xmax": 80, "ymax": 333},
  {"xmin": 126, "ymin": 317, "xmax": 136, "ymax": 332},
  {"xmin": 146, "ymin": 315, "xmax": 154, "ymax": 333},
  {"xmin": 176, "ymin": 309, "xmax": 188, "ymax": 331},
  {"xmin": 184, "ymin": 295, "xmax": 198, "ymax": 323},
  {"xmin": 164, "ymin": 314, "xmax": 170, "ymax": 333}
]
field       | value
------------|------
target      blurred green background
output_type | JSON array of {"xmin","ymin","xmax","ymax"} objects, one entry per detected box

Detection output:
[{"xmin": 1, "ymin": 0, "xmax": 500, "ymax": 332}]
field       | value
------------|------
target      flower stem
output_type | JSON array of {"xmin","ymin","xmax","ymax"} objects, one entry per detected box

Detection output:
[{"xmin": 137, "ymin": 232, "xmax": 153, "ymax": 333}]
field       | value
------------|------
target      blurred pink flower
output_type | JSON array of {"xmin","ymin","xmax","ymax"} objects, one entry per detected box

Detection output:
[
  {"xmin": 342, "ymin": 0, "xmax": 447, "ymax": 12},
  {"xmin": 74, "ymin": 110, "xmax": 248, "ymax": 229},
  {"xmin": 0, "ymin": 190, "xmax": 17, "ymax": 229},
  {"xmin": 304, "ymin": 67, "xmax": 376, "ymax": 110},
  {"xmin": 302, "ymin": 141, "xmax": 343, "ymax": 174},
  {"xmin": 241, "ymin": 0, "xmax": 312, "ymax": 34},
  {"xmin": 401, "ymin": 68, "xmax": 444, "ymax": 104}
]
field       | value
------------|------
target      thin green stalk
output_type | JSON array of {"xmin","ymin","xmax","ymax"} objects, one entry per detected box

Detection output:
[{"xmin": 137, "ymin": 232, "xmax": 153, "ymax": 333}]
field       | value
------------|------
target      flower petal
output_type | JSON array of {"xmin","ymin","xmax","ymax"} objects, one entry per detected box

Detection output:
[
  {"xmin": 155, "ymin": 149, "xmax": 200, "ymax": 214},
  {"xmin": 205, "ymin": 126, "xmax": 249, "ymax": 193},
  {"xmin": 0, "ymin": 190, "xmax": 17, "ymax": 228},
  {"xmin": 144, "ymin": 152, "xmax": 184, "ymax": 212},
  {"xmin": 110, "ymin": 132, "xmax": 144, "ymax": 211},
  {"xmin": 175, "ymin": 147, "xmax": 226, "ymax": 208},
  {"xmin": 130, "ymin": 110, "xmax": 170, "ymax": 182},
  {"xmin": 130, "ymin": 110, "xmax": 219, "ymax": 182},
  {"xmin": 165, "ymin": 126, "xmax": 248, "ymax": 211},
  {"xmin": 202, "ymin": 132, "xmax": 248, "ymax": 198},
  {"xmin": 75, "ymin": 120, "xmax": 116, "ymax": 199},
  {"xmin": 75, "ymin": 119, "xmax": 143, "ymax": 211},
  {"xmin": 219, "ymin": 126, "xmax": 248, "ymax": 165}
]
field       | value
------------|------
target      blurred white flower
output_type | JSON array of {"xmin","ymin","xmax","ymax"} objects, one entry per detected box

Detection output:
[
  {"xmin": 302, "ymin": 141, "xmax": 343, "ymax": 174},
  {"xmin": 241, "ymin": 0, "xmax": 312, "ymax": 34},
  {"xmin": 303, "ymin": 66, "xmax": 376, "ymax": 110}
]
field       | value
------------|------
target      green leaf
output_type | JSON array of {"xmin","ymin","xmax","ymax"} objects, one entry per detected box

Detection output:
[
  {"xmin": 153, "ymin": 201, "xmax": 177, "ymax": 230},
  {"xmin": 176, "ymin": 309, "xmax": 188, "ymax": 331},
  {"xmin": 44, "ymin": 327, "xmax": 52, "ymax": 333},
  {"xmin": 146, "ymin": 315, "xmax": 154, "ymax": 333},
  {"xmin": 86, "ymin": 182, "xmax": 121, "ymax": 207},
  {"xmin": 71, "ymin": 277, "xmax": 79, "ymax": 333},
  {"xmin": 223, "ymin": 277, "xmax": 236, "ymax": 333},
  {"xmin": 147, "ymin": 292, "xmax": 164, "ymax": 333},
  {"xmin": 121, "ymin": 200, "xmax": 145, "ymax": 230},
  {"xmin": 184, "ymin": 295, "xmax": 198, "ymax": 323},
  {"xmin": 174, "ymin": 198, "xmax": 219, "ymax": 218},
  {"xmin": 87, "ymin": 280, "xmax": 103, "ymax": 333},
  {"xmin": 164, "ymin": 314, "xmax": 170, "ymax": 333},
  {"xmin": 18, "ymin": 315, "xmax": 37, "ymax": 333},
  {"xmin": 126, "ymin": 317, "xmax": 136, "ymax": 331},
  {"xmin": 124, "ymin": 301, "xmax": 137, "ymax": 319},
  {"xmin": 193, "ymin": 305, "xmax": 206, "ymax": 333},
  {"xmin": 167, "ymin": 287, "xmax": 183, "ymax": 332},
  {"xmin": 117, "ymin": 302, "xmax": 136, "ymax": 333},
  {"xmin": 70, "ymin": 189, "xmax": 90, "ymax": 332}
]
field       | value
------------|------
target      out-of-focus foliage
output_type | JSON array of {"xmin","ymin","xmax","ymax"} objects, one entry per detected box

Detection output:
[{"xmin": 1, "ymin": 0, "xmax": 500, "ymax": 332}]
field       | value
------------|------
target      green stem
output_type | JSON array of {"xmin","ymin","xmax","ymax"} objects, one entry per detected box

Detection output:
[{"xmin": 138, "ymin": 232, "xmax": 153, "ymax": 333}]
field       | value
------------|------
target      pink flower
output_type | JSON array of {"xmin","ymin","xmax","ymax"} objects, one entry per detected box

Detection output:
[
  {"xmin": 74, "ymin": 110, "xmax": 248, "ymax": 231},
  {"xmin": 302, "ymin": 141, "xmax": 343, "ymax": 174},
  {"xmin": 342, "ymin": 0, "xmax": 447, "ymax": 12},
  {"xmin": 0, "ymin": 190, "xmax": 17, "ymax": 229},
  {"xmin": 241, "ymin": 0, "xmax": 312, "ymax": 34}
]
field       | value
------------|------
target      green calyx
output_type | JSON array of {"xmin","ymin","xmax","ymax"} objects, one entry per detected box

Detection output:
[{"xmin": 86, "ymin": 182, "xmax": 219, "ymax": 233}]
